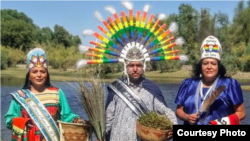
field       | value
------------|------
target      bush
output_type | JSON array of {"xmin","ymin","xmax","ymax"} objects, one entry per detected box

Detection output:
[
  {"xmin": 221, "ymin": 52, "xmax": 239, "ymax": 76},
  {"xmin": 1, "ymin": 51, "xmax": 9, "ymax": 69},
  {"xmin": 1, "ymin": 46, "xmax": 26, "ymax": 68},
  {"xmin": 156, "ymin": 61, "xmax": 182, "ymax": 73},
  {"xmin": 50, "ymin": 59, "xmax": 61, "ymax": 69},
  {"xmin": 45, "ymin": 44, "xmax": 83, "ymax": 69}
]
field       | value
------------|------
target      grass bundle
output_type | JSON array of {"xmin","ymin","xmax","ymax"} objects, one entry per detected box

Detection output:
[
  {"xmin": 138, "ymin": 111, "xmax": 173, "ymax": 130},
  {"xmin": 74, "ymin": 75, "xmax": 106, "ymax": 141}
]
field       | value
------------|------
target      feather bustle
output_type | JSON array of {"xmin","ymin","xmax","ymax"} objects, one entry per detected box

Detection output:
[{"xmin": 77, "ymin": 1, "xmax": 189, "ymax": 66}]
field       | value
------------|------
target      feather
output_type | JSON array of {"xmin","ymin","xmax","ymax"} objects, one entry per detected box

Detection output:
[
  {"xmin": 158, "ymin": 13, "xmax": 167, "ymax": 20},
  {"xmin": 82, "ymin": 29, "xmax": 94, "ymax": 37},
  {"xmin": 76, "ymin": 59, "xmax": 87, "ymax": 69},
  {"xmin": 94, "ymin": 11, "xmax": 105, "ymax": 22},
  {"xmin": 169, "ymin": 22, "xmax": 178, "ymax": 33},
  {"xmin": 78, "ymin": 45, "xmax": 89, "ymax": 54},
  {"xmin": 105, "ymin": 6, "xmax": 116, "ymax": 14},
  {"xmin": 143, "ymin": 4, "xmax": 150, "ymax": 12},
  {"xmin": 179, "ymin": 55, "xmax": 189, "ymax": 64},
  {"xmin": 200, "ymin": 85, "xmax": 226, "ymax": 112},
  {"xmin": 176, "ymin": 37, "xmax": 185, "ymax": 46},
  {"xmin": 121, "ymin": 1, "xmax": 133, "ymax": 10}
]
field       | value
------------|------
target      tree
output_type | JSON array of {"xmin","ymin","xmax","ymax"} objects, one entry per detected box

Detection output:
[
  {"xmin": 1, "ymin": 9, "xmax": 33, "ymax": 23},
  {"xmin": 198, "ymin": 8, "xmax": 214, "ymax": 42},
  {"xmin": 72, "ymin": 35, "xmax": 82, "ymax": 46},
  {"xmin": 214, "ymin": 12, "xmax": 230, "ymax": 52},
  {"xmin": 233, "ymin": 0, "xmax": 244, "ymax": 22},
  {"xmin": 1, "ymin": 19, "xmax": 36, "ymax": 51},
  {"xmin": 53, "ymin": 25, "xmax": 72, "ymax": 47},
  {"xmin": 36, "ymin": 27, "xmax": 54, "ymax": 44},
  {"xmin": 231, "ymin": 0, "xmax": 250, "ymax": 46},
  {"xmin": 1, "ymin": 9, "xmax": 36, "ymax": 51},
  {"xmin": 240, "ymin": 4, "xmax": 250, "ymax": 46},
  {"xmin": 177, "ymin": 4, "xmax": 199, "ymax": 65}
]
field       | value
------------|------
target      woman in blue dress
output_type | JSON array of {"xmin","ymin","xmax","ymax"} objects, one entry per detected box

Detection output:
[{"xmin": 175, "ymin": 36, "xmax": 246, "ymax": 125}]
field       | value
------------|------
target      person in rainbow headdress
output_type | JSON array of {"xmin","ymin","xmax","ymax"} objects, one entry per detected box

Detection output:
[
  {"xmin": 5, "ymin": 48, "xmax": 83, "ymax": 141},
  {"xmin": 105, "ymin": 46, "xmax": 178, "ymax": 141},
  {"xmin": 175, "ymin": 36, "xmax": 246, "ymax": 125}
]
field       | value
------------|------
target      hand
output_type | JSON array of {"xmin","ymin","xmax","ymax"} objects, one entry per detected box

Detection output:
[
  {"xmin": 185, "ymin": 113, "xmax": 199, "ymax": 125},
  {"xmin": 167, "ymin": 130, "xmax": 173, "ymax": 140},
  {"xmin": 27, "ymin": 124, "xmax": 33, "ymax": 128},
  {"xmin": 77, "ymin": 118, "xmax": 84, "ymax": 123},
  {"xmin": 26, "ymin": 120, "xmax": 33, "ymax": 130}
]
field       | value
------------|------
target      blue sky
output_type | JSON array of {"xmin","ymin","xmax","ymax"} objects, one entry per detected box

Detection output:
[{"xmin": 1, "ymin": 0, "xmax": 241, "ymax": 46}]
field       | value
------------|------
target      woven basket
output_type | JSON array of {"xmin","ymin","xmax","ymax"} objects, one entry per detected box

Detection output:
[
  {"xmin": 136, "ymin": 120, "xmax": 172, "ymax": 141},
  {"xmin": 58, "ymin": 120, "xmax": 93, "ymax": 141}
]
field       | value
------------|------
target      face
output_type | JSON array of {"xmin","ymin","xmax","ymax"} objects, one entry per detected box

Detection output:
[
  {"xmin": 201, "ymin": 58, "xmax": 219, "ymax": 81},
  {"xmin": 29, "ymin": 67, "xmax": 48, "ymax": 87},
  {"xmin": 126, "ymin": 61, "xmax": 144, "ymax": 82}
]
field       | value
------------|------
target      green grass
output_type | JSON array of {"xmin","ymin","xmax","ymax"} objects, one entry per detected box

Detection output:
[{"xmin": 1, "ymin": 68, "xmax": 27, "ymax": 79}]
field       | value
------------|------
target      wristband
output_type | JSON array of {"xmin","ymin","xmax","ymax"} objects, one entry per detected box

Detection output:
[{"xmin": 209, "ymin": 114, "xmax": 239, "ymax": 125}]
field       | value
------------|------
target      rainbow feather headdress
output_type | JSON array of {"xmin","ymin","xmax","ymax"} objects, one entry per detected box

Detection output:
[{"xmin": 76, "ymin": 1, "xmax": 188, "ymax": 71}]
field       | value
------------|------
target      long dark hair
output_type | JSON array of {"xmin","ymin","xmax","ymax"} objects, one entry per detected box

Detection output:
[
  {"xmin": 22, "ymin": 70, "xmax": 52, "ymax": 89},
  {"xmin": 192, "ymin": 59, "xmax": 229, "ymax": 79}
]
